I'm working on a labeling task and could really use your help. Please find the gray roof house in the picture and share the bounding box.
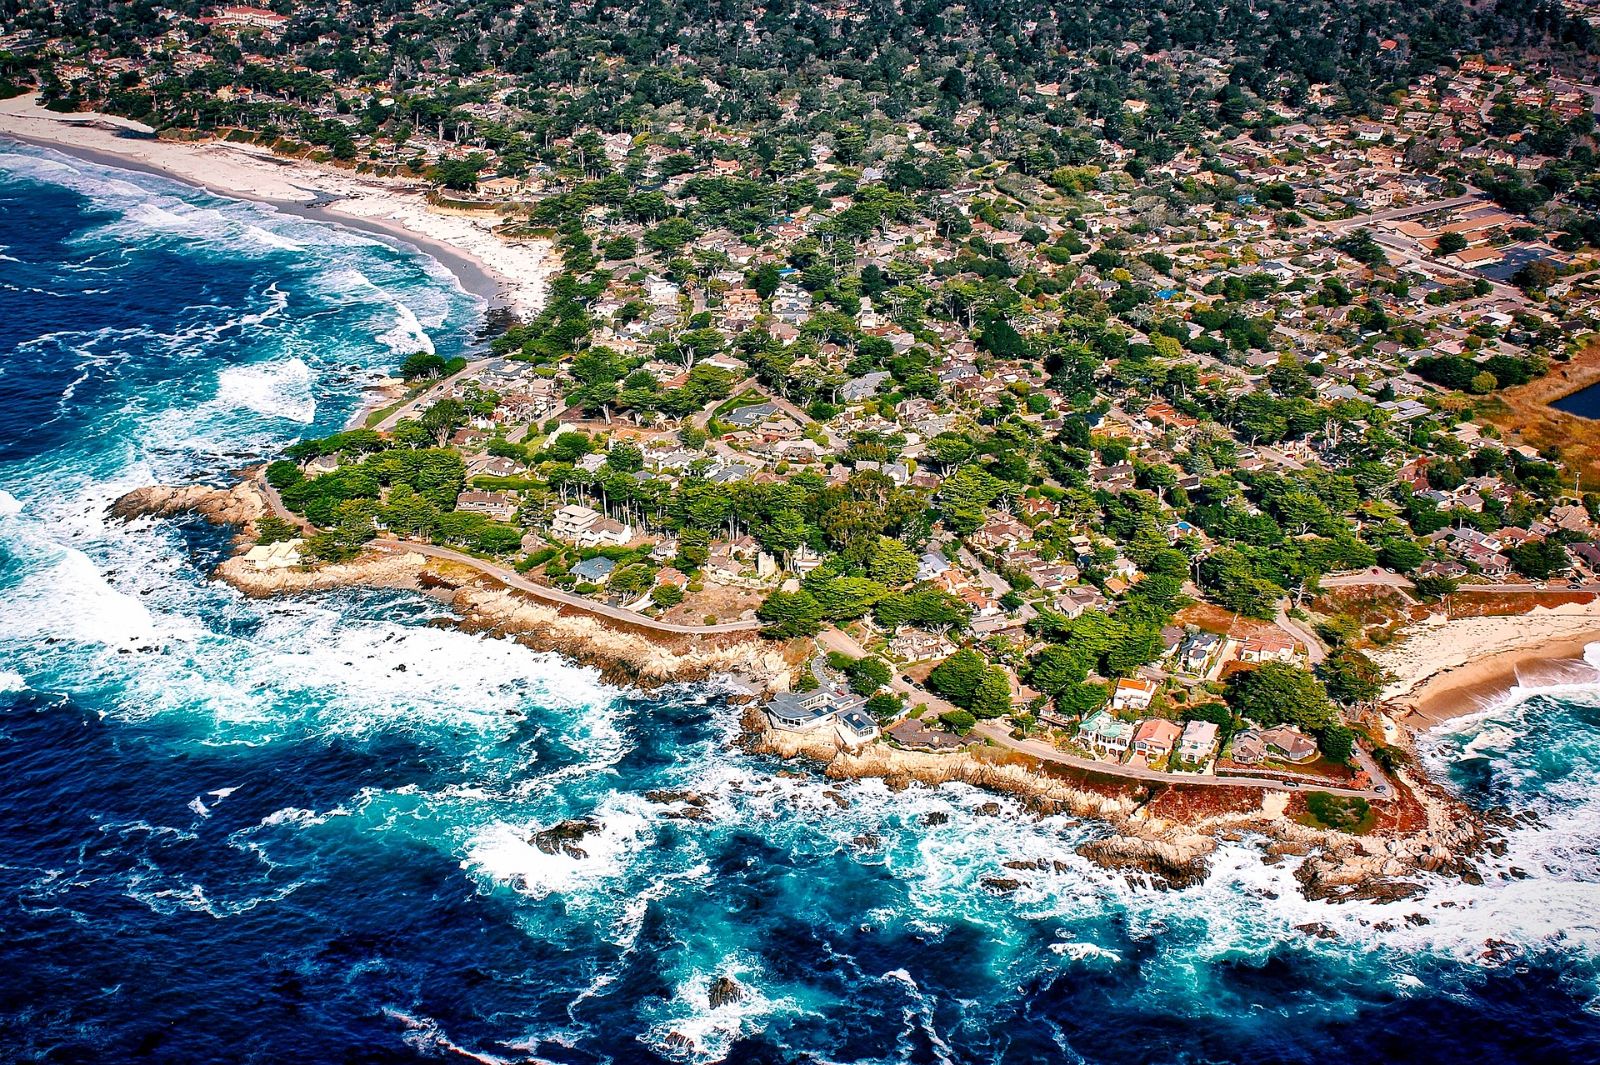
[570,557,616,584]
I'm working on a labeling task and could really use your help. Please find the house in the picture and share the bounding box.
[766,689,836,731]
[569,556,616,585]
[1110,677,1158,712]
[1179,632,1222,674]
[1178,719,1219,762]
[1231,727,1267,764]
[917,550,952,582]
[1261,725,1318,763]
[1132,718,1182,760]
[1076,710,1134,758]
[835,707,882,747]
[551,503,602,541]
[243,538,302,571]
[1237,630,1298,664]
[551,503,632,546]
[456,490,518,522]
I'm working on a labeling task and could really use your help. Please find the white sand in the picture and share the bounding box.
[0,95,552,316]
[1373,602,1600,703]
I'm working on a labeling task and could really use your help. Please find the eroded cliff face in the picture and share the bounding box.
[751,715,1492,902]
[448,587,790,689]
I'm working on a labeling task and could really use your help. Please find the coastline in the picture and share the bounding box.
[1374,607,1600,728]
[0,94,553,318]
[111,477,1498,900]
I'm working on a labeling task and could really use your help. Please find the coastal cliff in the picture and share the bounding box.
[750,711,1491,901]
[112,482,789,690]
[114,480,1493,902]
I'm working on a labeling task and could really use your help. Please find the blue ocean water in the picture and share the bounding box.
[1,140,1598,1064]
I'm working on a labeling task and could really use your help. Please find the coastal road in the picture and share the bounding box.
[368,538,764,635]
[817,628,1380,799]
[972,720,1382,799]
[372,356,496,433]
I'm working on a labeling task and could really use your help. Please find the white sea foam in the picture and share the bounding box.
[464,795,653,901]
[214,357,317,423]
[382,1008,515,1065]
[244,224,304,251]
[0,670,28,693]
[375,301,435,355]
[0,490,21,517]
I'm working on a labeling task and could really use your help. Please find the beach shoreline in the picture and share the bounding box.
[1374,607,1600,728]
[0,94,553,318]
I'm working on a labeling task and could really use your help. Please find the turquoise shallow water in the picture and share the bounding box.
[1,140,1598,1063]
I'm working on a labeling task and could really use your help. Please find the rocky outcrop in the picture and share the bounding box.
[215,549,427,595]
[751,714,1139,823]
[707,976,743,1009]
[450,586,786,689]
[1076,834,1216,891]
[530,818,599,859]
[110,481,267,529]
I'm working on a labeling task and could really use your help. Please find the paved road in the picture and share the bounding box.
[369,538,765,634]
[1275,606,1326,665]
[1316,194,1485,234]
[972,720,1382,799]
[373,357,495,432]
[1321,567,1600,597]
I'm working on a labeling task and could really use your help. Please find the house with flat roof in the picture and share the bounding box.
[766,689,836,731]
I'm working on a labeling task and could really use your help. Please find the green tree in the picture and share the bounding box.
[927,648,988,706]
[1224,661,1337,731]
[756,589,825,638]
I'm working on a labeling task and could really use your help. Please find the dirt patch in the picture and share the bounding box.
[1481,335,1600,487]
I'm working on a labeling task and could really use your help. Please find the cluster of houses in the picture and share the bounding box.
[1074,707,1318,773]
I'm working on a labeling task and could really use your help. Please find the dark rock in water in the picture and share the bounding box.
[923,811,949,827]
[708,976,743,1009]
[664,1031,694,1053]
[663,807,711,822]
[645,789,709,808]
[822,789,850,809]
[1295,922,1338,941]
[981,876,1022,894]
[1404,913,1431,927]
[976,802,1002,816]
[1053,860,1072,874]
[530,818,599,858]
[852,832,882,850]
[1508,866,1531,880]
[1003,859,1044,872]
[1461,868,1484,886]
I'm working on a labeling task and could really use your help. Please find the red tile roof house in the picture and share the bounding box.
[1132,718,1182,760]
[1110,676,1158,712]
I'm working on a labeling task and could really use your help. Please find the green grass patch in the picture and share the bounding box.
[1301,791,1374,834]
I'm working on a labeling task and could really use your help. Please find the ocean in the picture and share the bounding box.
[1,139,1597,1064]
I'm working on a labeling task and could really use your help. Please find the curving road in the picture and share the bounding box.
[973,720,1383,799]
[368,537,764,635]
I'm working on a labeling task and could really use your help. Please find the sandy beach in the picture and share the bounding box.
[0,94,553,318]
[1374,604,1600,727]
